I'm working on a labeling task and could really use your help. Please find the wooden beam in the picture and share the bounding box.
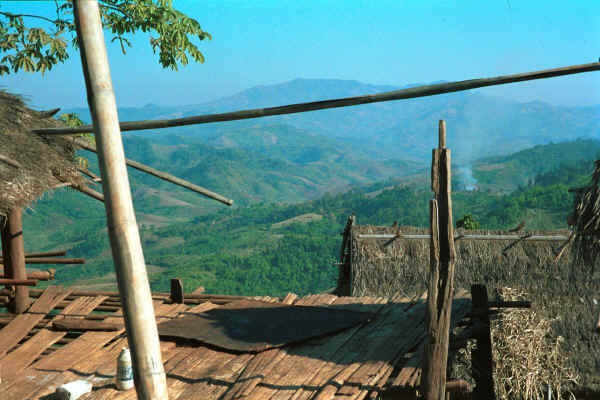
[73,138,233,206]
[32,61,600,136]
[471,284,496,399]
[72,2,168,398]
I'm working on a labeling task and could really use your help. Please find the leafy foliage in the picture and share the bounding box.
[456,214,480,230]
[0,0,210,75]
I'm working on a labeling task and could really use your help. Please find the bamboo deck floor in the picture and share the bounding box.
[0,286,471,400]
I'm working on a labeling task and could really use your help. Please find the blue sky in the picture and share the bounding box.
[2,0,599,108]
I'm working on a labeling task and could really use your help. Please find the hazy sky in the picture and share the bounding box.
[2,0,600,108]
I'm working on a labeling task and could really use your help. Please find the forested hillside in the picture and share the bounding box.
[23,138,598,296]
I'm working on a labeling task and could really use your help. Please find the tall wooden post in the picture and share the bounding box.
[72,2,167,399]
[422,120,457,400]
[1,210,29,313]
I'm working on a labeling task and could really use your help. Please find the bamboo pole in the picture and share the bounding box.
[0,258,84,265]
[32,62,600,136]
[0,279,37,286]
[73,138,233,205]
[0,269,55,280]
[72,2,167,399]
[357,233,568,241]
[26,250,68,258]
[422,120,457,400]
[71,183,105,202]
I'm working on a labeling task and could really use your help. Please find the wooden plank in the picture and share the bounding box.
[24,302,183,399]
[291,296,414,400]
[284,296,390,400]
[0,296,107,379]
[332,303,431,399]
[242,295,341,400]
[219,293,334,400]
[33,330,120,371]
[176,353,255,400]
[282,293,298,305]
[0,286,71,357]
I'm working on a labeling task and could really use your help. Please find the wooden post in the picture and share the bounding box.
[422,120,457,400]
[338,214,355,296]
[72,1,167,399]
[471,284,496,399]
[1,210,29,313]
[170,278,184,304]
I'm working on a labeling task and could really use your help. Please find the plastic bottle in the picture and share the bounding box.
[116,347,134,390]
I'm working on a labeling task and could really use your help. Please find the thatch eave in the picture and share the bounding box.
[0,90,85,217]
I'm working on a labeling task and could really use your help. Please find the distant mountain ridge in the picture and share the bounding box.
[63,78,600,163]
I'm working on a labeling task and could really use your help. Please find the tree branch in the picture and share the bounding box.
[0,12,57,25]
[98,2,132,18]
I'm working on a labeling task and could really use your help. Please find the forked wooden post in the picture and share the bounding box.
[422,120,457,400]
[72,1,167,399]
[1,209,29,313]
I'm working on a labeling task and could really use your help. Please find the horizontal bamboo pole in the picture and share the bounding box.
[72,183,104,202]
[0,250,68,258]
[1,258,84,265]
[0,269,55,280]
[31,61,600,135]
[53,319,123,331]
[27,250,68,257]
[73,139,233,206]
[358,234,569,241]
[0,279,37,286]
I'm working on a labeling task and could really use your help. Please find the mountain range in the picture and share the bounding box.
[64,78,600,164]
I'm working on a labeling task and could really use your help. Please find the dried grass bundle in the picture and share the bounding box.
[570,161,600,270]
[491,287,579,400]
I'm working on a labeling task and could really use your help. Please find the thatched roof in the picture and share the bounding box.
[569,161,600,268]
[0,90,84,217]
[346,225,571,298]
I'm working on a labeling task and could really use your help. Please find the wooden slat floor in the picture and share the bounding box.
[0,287,471,400]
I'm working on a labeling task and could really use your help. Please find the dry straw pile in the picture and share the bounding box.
[451,287,579,400]
[490,287,578,400]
